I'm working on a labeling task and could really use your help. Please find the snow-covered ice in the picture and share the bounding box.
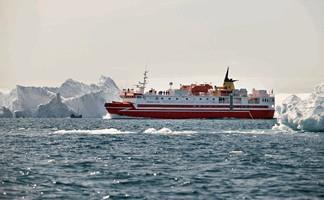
[36,93,75,118]
[0,76,120,118]
[276,83,324,132]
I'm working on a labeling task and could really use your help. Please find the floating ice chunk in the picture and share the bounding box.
[229,150,243,154]
[271,124,296,133]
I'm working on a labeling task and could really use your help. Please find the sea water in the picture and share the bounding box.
[0,118,323,199]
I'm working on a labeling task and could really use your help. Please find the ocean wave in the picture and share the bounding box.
[52,128,133,135]
[143,127,197,135]
[222,129,290,135]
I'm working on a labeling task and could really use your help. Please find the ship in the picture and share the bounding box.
[105,68,275,119]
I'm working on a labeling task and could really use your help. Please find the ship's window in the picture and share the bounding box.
[186,98,189,100]
[206,98,209,100]
[168,97,171,100]
[212,98,215,101]
[161,97,164,100]
[199,98,202,100]
[155,97,159,100]
[176,98,178,100]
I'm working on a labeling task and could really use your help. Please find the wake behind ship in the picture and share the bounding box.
[105,68,275,119]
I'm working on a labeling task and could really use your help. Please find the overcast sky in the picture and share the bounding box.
[0,0,323,93]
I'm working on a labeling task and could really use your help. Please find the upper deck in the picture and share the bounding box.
[119,68,275,109]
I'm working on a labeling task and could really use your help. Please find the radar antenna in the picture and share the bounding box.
[137,70,148,94]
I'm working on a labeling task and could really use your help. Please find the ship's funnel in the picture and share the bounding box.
[224,67,237,83]
[223,67,237,91]
[224,67,230,82]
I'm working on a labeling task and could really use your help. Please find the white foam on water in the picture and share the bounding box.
[143,127,197,135]
[218,128,295,135]
[52,128,133,135]
[222,129,281,135]
[102,113,111,119]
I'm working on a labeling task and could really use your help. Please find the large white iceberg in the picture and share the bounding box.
[63,76,120,118]
[276,83,324,132]
[13,86,56,113]
[0,76,120,118]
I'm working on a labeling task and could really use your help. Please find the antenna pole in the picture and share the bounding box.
[138,70,148,94]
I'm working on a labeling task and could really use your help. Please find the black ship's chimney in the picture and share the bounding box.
[224,67,230,82]
[224,67,237,83]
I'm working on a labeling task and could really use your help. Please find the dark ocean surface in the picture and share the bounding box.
[0,118,323,199]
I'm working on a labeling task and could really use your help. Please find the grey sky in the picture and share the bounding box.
[0,0,323,93]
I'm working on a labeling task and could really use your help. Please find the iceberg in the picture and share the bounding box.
[0,75,120,118]
[0,89,18,111]
[57,79,94,98]
[276,83,324,132]
[64,91,107,118]
[36,93,75,118]
[13,85,56,113]
[64,76,120,118]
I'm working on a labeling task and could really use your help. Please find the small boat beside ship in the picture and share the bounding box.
[70,113,82,118]
[105,68,275,119]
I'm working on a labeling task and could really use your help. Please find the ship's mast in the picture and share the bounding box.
[138,70,148,94]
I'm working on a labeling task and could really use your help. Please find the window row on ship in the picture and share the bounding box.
[136,95,273,104]
[136,104,269,108]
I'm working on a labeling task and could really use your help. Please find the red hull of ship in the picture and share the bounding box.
[105,102,275,119]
